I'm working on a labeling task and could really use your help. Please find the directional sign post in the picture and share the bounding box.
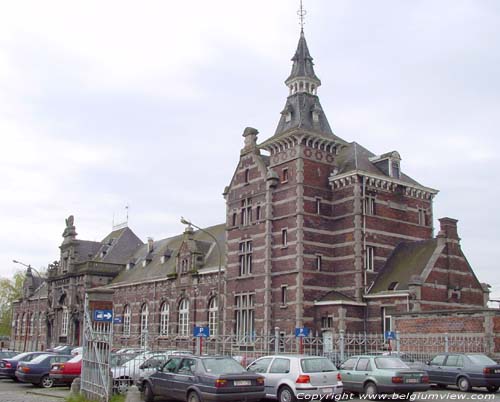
[193,326,210,355]
[295,327,310,354]
[385,331,396,353]
[93,309,113,322]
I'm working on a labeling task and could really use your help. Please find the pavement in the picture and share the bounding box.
[0,378,70,402]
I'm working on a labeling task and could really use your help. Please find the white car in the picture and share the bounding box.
[247,355,343,402]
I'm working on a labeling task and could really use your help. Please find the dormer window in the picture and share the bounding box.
[391,161,400,179]
[180,258,190,274]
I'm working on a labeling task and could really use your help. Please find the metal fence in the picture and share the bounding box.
[107,329,490,394]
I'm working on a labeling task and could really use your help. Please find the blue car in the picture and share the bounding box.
[0,351,51,381]
[15,353,72,388]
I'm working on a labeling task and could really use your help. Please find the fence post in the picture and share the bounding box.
[444,333,449,353]
[339,330,345,362]
[274,327,280,355]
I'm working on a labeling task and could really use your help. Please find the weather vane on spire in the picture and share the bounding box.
[298,0,307,31]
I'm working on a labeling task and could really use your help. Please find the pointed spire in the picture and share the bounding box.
[285,30,321,94]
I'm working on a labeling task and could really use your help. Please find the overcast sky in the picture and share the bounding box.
[0,0,499,300]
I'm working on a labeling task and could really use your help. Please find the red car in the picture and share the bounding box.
[49,354,82,385]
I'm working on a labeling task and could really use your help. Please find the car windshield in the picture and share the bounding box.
[12,352,31,361]
[29,354,50,364]
[67,354,83,363]
[375,357,409,369]
[301,358,336,373]
[111,353,138,367]
[203,358,246,374]
[467,354,496,366]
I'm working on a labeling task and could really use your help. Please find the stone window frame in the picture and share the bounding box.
[140,303,149,336]
[321,315,334,329]
[280,285,288,307]
[61,307,69,337]
[363,195,376,216]
[281,168,289,183]
[29,313,35,336]
[238,240,253,276]
[316,254,323,271]
[159,302,169,336]
[208,297,218,336]
[315,197,322,215]
[123,305,131,336]
[365,246,375,272]
[281,228,288,248]
[178,298,190,337]
[235,293,255,343]
[382,307,393,334]
[241,198,252,226]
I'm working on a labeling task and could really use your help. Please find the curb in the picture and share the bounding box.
[25,390,67,399]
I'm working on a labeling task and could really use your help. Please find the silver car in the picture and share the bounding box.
[247,355,343,402]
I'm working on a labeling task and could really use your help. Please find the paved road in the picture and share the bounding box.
[0,378,70,402]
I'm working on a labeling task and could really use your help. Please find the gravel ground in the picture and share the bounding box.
[0,378,70,402]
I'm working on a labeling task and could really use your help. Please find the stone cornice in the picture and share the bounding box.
[329,170,438,200]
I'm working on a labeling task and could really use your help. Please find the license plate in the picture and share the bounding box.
[234,380,251,386]
[321,387,333,394]
[405,378,418,383]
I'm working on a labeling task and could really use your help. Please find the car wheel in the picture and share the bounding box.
[116,377,130,394]
[457,376,471,392]
[143,382,155,402]
[278,385,297,402]
[363,382,378,400]
[40,375,54,388]
[188,391,202,402]
[487,386,499,393]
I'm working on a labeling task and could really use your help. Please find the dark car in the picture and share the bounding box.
[141,355,265,402]
[47,345,75,355]
[16,353,72,388]
[0,352,51,380]
[425,353,500,393]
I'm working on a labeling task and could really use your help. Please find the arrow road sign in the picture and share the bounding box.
[385,331,396,340]
[193,326,210,337]
[94,309,113,322]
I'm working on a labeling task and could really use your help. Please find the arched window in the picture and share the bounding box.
[29,313,35,336]
[38,313,43,337]
[16,315,21,336]
[140,304,149,335]
[178,299,190,337]
[21,313,27,336]
[160,303,169,336]
[208,297,218,336]
[123,305,131,336]
[61,307,69,336]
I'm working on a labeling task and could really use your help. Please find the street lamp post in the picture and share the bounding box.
[180,217,223,353]
[13,260,43,351]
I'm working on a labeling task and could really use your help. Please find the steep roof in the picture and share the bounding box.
[286,30,320,85]
[369,239,438,294]
[110,223,225,286]
[93,226,144,264]
[334,142,423,187]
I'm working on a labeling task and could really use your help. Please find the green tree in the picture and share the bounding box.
[0,271,25,336]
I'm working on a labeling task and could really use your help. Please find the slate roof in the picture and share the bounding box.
[73,240,101,263]
[29,281,48,300]
[286,30,320,84]
[318,290,356,303]
[93,227,144,265]
[334,142,423,187]
[111,223,226,286]
[369,239,438,294]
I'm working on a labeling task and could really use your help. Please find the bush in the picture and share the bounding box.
[66,393,125,402]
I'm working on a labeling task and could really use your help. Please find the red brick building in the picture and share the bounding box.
[11,30,495,350]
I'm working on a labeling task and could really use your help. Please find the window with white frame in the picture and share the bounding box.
[241,198,252,226]
[235,293,255,342]
[364,195,376,216]
[239,240,252,276]
[178,299,190,337]
[391,162,400,179]
[282,168,289,183]
[208,297,218,336]
[365,246,375,272]
[255,205,261,221]
[282,229,288,247]
[29,314,35,336]
[316,255,323,271]
[160,302,169,336]
[38,314,43,337]
[61,307,69,336]
[21,313,26,336]
[123,305,131,336]
[382,308,393,333]
[316,198,322,215]
[140,304,149,336]
[280,285,288,306]
[321,316,333,329]
[418,208,426,226]
[16,315,21,336]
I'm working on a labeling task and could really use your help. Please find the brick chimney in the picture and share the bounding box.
[437,217,460,242]
[147,237,154,253]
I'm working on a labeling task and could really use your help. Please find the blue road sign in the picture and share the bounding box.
[113,317,123,324]
[193,326,210,337]
[385,331,396,340]
[94,309,113,322]
[295,327,310,337]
